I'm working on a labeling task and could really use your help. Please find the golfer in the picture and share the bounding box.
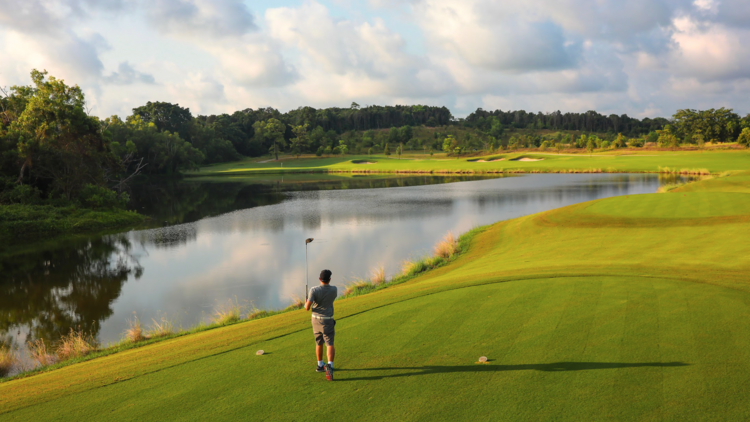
[305,269,337,381]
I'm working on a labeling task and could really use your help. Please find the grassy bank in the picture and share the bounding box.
[189,150,750,177]
[0,204,145,243]
[1,172,750,420]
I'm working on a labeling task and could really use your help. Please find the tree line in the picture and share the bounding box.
[2,70,749,209]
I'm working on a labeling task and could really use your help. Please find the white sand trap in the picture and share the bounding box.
[476,158,505,162]
[354,161,376,164]
[517,158,543,161]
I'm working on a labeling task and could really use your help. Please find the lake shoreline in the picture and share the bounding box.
[0,204,146,246]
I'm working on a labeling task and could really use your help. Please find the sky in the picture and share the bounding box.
[1,0,750,119]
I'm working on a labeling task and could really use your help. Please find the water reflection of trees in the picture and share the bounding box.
[128,175,503,227]
[0,235,142,349]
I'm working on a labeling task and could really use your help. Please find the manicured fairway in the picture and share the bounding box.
[2,172,750,421]
[191,150,750,176]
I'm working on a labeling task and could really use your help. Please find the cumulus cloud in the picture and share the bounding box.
[414,1,579,72]
[2,30,104,81]
[166,73,226,112]
[669,17,750,82]
[144,0,256,38]
[3,0,750,118]
[104,62,156,85]
[264,1,455,100]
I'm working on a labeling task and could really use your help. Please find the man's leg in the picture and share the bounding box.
[316,344,324,361]
[327,345,335,363]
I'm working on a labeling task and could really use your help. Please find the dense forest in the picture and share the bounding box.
[2,70,750,210]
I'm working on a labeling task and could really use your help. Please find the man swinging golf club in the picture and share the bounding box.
[305,269,337,381]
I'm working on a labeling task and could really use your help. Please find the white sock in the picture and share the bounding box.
[318,361,324,367]
[328,361,333,368]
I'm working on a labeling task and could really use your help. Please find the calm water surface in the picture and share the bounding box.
[1,173,683,360]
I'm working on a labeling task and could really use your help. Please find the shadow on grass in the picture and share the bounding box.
[337,362,689,381]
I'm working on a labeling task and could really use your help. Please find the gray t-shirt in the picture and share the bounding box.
[309,284,337,318]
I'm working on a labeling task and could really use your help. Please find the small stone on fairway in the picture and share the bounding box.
[478,356,488,363]
[256,350,265,355]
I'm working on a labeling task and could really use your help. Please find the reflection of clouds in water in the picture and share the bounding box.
[79,174,665,347]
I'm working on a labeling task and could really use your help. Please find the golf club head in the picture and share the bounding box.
[306,238,314,244]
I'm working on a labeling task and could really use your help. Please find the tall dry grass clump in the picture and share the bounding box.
[401,259,418,276]
[434,232,457,259]
[342,279,370,297]
[27,339,55,367]
[285,296,305,311]
[0,345,18,377]
[213,297,244,325]
[371,264,386,285]
[56,328,98,362]
[147,315,175,338]
[124,313,145,343]
[401,259,427,277]
[247,307,269,320]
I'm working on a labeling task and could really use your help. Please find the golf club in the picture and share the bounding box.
[305,238,314,300]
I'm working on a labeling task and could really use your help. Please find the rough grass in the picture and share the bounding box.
[26,340,54,368]
[124,314,145,343]
[55,329,98,362]
[147,316,175,339]
[0,346,17,378]
[2,172,750,420]
[213,298,244,325]
[285,297,305,312]
[370,264,386,285]
[433,232,457,258]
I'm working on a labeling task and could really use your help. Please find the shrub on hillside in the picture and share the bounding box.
[0,183,43,205]
[628,138,644,147]
[78,184,129,210]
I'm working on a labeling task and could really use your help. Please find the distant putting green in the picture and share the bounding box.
[2,172,750,420]
[190,150,750,176]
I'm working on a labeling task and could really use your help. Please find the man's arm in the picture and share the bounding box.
[305,288,314,311]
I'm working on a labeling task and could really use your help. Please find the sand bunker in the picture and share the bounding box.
[511,157,544,161]
[476,158,505,162]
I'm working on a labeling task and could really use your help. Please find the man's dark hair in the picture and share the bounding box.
[320,269,332,283]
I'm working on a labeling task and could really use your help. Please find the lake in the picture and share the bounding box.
[0,173,686,359]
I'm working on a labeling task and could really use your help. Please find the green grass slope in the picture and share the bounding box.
[191,150,750,176]
[2,173,750,421]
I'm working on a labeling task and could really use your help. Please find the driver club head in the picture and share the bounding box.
[305,238,314,244]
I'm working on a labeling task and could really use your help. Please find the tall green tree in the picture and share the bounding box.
[117,115,204,174]
[253,118,287,160]
[399,126,413,143]
[132,101,193,142]
[388,127,400,144]
[290,124,309,158]
[614,133,625,148]
[4,70,117,199]
[337,140,348,155]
